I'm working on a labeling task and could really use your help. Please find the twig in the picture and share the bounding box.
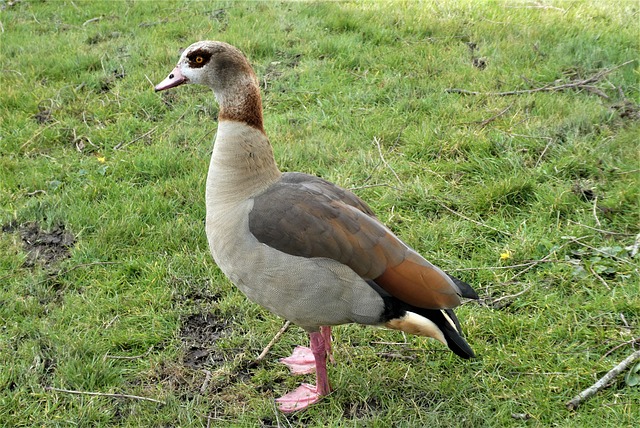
[507,1,566,12]
[567,220,635,237]
[435,201,511,236]
[20,120,61,149]
[588,266,610,290]
[373,136,403,185]
[377,352,417,360]
[82,16,103,26]
[144,74,155,87]
[602,338,640,359]
[104,314,120,329]
[45,386,166,405]
[104,346,153,361]
[566,350,640,411]
[114,126,158,150]
[592,196,602,227]
[248,320,291,368]
[371,341,410,346]
[509,240,573,281]
[349,183,403,192]
[534,138,554,167]
[507,132,553,142]
[445,60,634,97]
[451,259,561,272]
[200,369,212,394]
[485,285,532,308]
[568,236,634,265]
[461,103,513,129]
[620,313,631,329]
[630,233,640,258]
[35,261,120,286]
[1,69,24,76]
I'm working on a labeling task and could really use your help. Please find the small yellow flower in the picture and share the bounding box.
[500,250,512,260]
[96,156,106,164]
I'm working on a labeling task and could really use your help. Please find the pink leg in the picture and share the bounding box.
[276,330,332,412]
[321,326,335,364]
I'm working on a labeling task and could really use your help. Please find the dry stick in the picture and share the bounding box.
[248,320,291,368]
[35,261,121,286]
[459,103,513,129]
[371,341,410,346]
[620,313,631,329]
[46,386,226,424]
[630,232,640,258]
[479,103,513,129]
[509,240,574,281]
[349,183,403,192]
[602,338,640,359]
[445,60,634,97]
[588,266,611,290]
[45,386,166,405]
[116,109,189,151]
[114,126,158,150]
[82,17,102,26]
[200,369,212,394]
[104,314,120,329]
[534,138,554,167]
[436,201,512,236]
[377,352,417,360]
[592,196,602,227]
[373,136,403,185]
[566,220,635,236]
[570,236,634,265]
[487,285,532,306]
[566,350,640,411]
[20,120,61,150]
[451,259,561,272]
[104,346,153,361]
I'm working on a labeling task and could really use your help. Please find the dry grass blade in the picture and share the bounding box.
[45,387,166,405]
[445,60,634,96]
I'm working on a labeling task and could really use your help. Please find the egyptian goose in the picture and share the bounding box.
[155,41,478,412]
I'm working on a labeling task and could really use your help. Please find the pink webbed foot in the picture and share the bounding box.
[279,346,315,374]
[275,383,323,413]
[276,329,333,412]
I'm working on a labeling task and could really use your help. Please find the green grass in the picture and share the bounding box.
[1,0,639,426]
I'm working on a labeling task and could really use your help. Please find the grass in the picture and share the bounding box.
[1,0,638,426]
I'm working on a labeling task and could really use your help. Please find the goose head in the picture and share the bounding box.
[155,41,264,130]
[155,41,257,92]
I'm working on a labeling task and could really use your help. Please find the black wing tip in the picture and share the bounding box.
[447,335,476,359]
[440,309,476,359]
[447,274,480,300]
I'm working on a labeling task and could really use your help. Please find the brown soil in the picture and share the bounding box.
[2,221,75,267]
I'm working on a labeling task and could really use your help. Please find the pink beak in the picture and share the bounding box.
[154,66,188,92]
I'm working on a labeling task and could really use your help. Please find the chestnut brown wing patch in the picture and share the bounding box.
[248,173,465,309]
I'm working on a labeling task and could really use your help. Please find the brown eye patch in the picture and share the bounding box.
[187,49,212,68]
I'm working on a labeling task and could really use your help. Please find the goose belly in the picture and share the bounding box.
[205,200,385,330]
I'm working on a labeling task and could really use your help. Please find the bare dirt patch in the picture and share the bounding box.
[611,99,640,121]
[170,276,221,310]
[2,221,75,267]
[179,312,230,369]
